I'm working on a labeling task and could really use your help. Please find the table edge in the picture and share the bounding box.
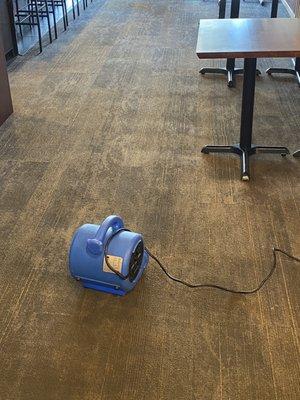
[196,50,300,59]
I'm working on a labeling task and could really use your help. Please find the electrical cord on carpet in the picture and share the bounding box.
[145,247,300,295]
[104,229,300,295]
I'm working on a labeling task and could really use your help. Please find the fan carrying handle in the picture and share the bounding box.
[86,215,124,255]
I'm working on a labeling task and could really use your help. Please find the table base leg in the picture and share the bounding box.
[201,144,290,181]
[293,150,300,157]
[200,67,261,88]
[266,60,300,87]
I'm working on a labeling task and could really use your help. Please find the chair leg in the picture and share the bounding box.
[34,0,43,53]
[27,0,33,28]
[76,0,80,16]
[44,0,52,43]
[18,22,23,37]
[15,0,23,37]
[71,0,76,19]
[61,0,67,30]
[63,0,69,26]
[51,0,58,39]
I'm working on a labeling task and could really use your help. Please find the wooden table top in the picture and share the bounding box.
[196,18,300,59]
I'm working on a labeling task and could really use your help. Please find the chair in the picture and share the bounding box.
[36,0,58,40]
[51,0,68,30]
[15,0,52,53]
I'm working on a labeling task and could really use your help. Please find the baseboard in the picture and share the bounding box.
[281,0,296,17]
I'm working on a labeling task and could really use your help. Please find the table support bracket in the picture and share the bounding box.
[200,63,260,88]
[266,58,300,87]
[201,144,289,181]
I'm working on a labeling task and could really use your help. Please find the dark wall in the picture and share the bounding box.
[0,34,13,126]
[0,0,17,58]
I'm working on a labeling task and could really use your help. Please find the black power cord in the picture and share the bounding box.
[104,229,300,295]
[146,247,300,294]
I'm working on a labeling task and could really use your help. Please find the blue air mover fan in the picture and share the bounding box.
[69,215,149,295]
[69,216,300,296]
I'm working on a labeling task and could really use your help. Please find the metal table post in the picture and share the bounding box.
[202,58,289,180]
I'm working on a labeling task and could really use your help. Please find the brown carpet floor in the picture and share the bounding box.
[0,0,300,399]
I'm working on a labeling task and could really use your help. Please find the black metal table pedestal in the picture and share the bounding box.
[201,58,290,181]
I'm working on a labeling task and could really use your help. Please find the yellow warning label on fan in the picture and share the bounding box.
[103,255,123,274]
